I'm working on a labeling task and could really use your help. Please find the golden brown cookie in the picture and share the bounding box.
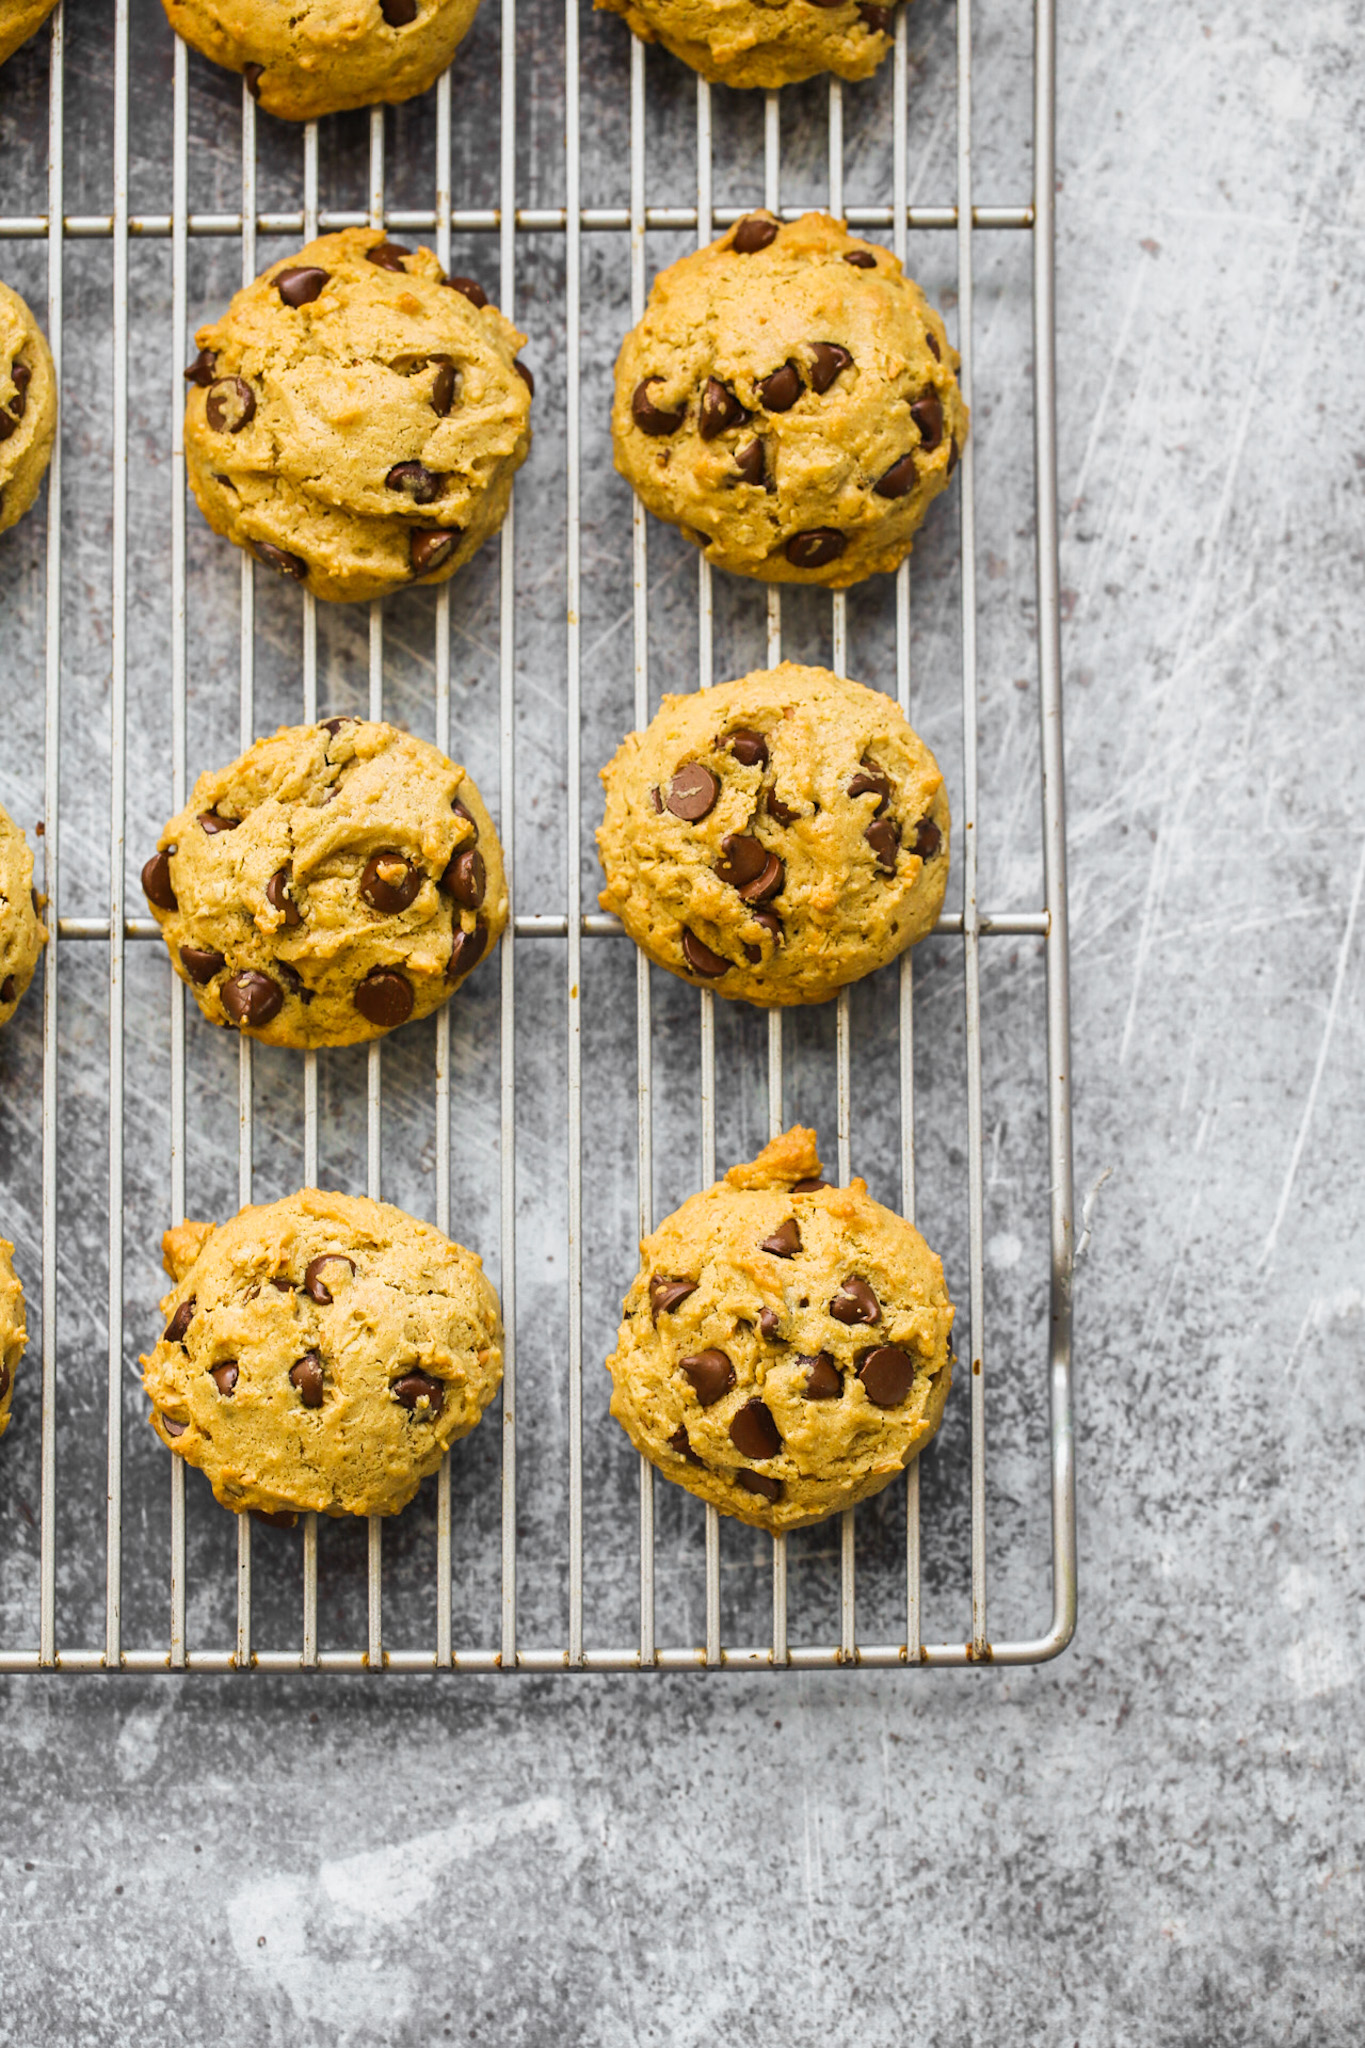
[607,1128,954,1533]
[612,210,966,588]
[160,0,482,122]
[184,228,532,605]
[0,800,48,1029]
[140,717,506,1050]
[598,662,948,1006]
[0,279,57,537]
[142,1189,504,1519]
[596,0,898,90]
[0,1238,25,1444]
[0,0,58,68]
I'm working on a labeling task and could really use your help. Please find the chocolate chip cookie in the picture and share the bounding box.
[140,717,505,1049]
[184,228,532,605]
[0,0,58,67]
[0,800,48,1029]
[597,661,948,1006]
[0,1238,25,1445]
[607,1127,954,1533]
[142,1189,504,1519]
[160,0,483,123]
[596,0,898,90]
[612,210,966,588]
[0,279,57,537]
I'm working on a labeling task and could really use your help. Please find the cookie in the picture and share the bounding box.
[0,0,58,67]
[142,1189,504,1519]
[160,0,483,123]
[0,800,48,1029]
[0,1239,25,1444]
[606,1127,954,1533]
[612,210,966,588]
[596,0,897,90]
[184,228,532,605]
[598,661,948,1006]
[140,717,506,1050]
[0,280,58,537]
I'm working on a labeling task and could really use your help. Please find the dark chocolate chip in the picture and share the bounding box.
[760,1219,801,1258]
[183,348,218,387]
[830,1276,881,1325]
[865,816,901,873]
[290,1351,325,1408]
[0,1361,8,1399]
[442,274,487,307]
[303,1255,353,1304]
[858,3,893,31]
[680,1349,735,1407]
[948,437,960,475]
[252,541,308,581]
[366,241,412,272]
[269,1277,292,1293]
[450,796,477,837]
[733,438,765,486]
[681,930,728,978]
[430,358,457,416]
[141,849,177,911]
[392,1370,445,1417]
[802,1353,843,1400]
[736,1469,781,1503]
[758,361,802,413]
[197,810,238,836]
[354,967,414,1029]
[386,461,446,505]
[727,728,769,768]
[792,1177,830,1193]
[206,376,255,434]
[752,907,782,947]
[222,970,283,1028]
[785,528,846,569]
[242,63,263,99]
[858,1345,915,1406]
[874,452,917,500]
[764,789,799,827]
[757,1310,783,1347]
[360,851,421,914]
[911,390,944,452]
[665,763,720,821]
[737,852,783,904]
[631,378,685,436]
[411,528,460,577]
[321,717,355,736]
[649,786,663,814]
[275,266,329,308]
[164,1299,195,1344]
[699,377,747,441]
[912,817,942,859]
[161,1415,188,1437]
[650,1275,697,1320]
[732,215,778,254]
[847,758,892,813]
[514,360,535,396]
[0,976,14,1003]
[266,865,302,926]
[668,1424,704,1467]
[180,945,226,985]
[729,1397,782,1460]
[809,343,852,395]
[441,847,485,910]
[926,330,942,361]
[716,833,768,889]
[209,1361,239,1396]
[447,920,487,980]
[843,249,877,268]
[276,961,312,1002]
[252,1509,297,1529]
[381,0,418,22]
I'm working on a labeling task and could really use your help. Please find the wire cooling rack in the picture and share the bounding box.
[0,0,1073,1672]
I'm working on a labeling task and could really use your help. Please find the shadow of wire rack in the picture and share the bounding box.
[0,0,1073,1674]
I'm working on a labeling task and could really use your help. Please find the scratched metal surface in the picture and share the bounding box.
[0,0,1360,2039]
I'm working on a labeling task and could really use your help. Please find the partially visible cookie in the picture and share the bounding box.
[0,0,58,67]
[0,280,57,537]
[0,800,48,1029]
[598,662,949,1006]
[612,211,967,588]
[0,1238,25,1443]
[184,228,532,604]
[596,0,899,90]
[140,717,506,1050]
[142,1189,504,1519]
[606,1128,954,1533]
[160,0,483,122]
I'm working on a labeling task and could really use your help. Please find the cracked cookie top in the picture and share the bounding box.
[595,0,899,91]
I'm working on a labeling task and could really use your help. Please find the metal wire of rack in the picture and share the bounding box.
[0,0,1074,1673]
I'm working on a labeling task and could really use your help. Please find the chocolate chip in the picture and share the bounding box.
[354,967,414,1029]
[360,851,421,914]
[736,1469,781,1503]
[665,763,720,821]
[164,1298,195,1344]
[752,908,782,948]
[441,847,485,910]
[381,0,418,22]
[430,358,457,416]
[874,452,917,500]
[738,853,783,904]
[180,945,226,985]
[411,528,460,577]
[161,1415,188,1438]
[948,437,960,475]
[290,1351,325,1407]
[785,529,845,569]
[727,729,768,768]
[631,378,685,436]
[276,961,312,1002]
[275,266,329,308]
[649,786,662,814]
[668,1424,704,1467]
[252,1509,297,1529]
[221,970,283,1028]
[321,716,355,736]
[911,390,944,452]
[303,1255,353,1304]
[442,274,487,307]
[447,921,487,980]
[858,2,893,30]
[252,540,308,581]
[809,343,852,395]
[732,214,778,254]
[830,1276,880,1325]
[209,1361,239,1396]
[650,1275,697,1320]
[733,438,765,486]
[802,1353,843,1400]
[680,1349,735,1407]
[0,1362,8,1399]
[450,796,477,837]
[764,789,799,827]
[760,1219,801,1258]
[183,347,218,387]
[729,1398,782,1460]
[242,62,263,99]
[847,758,892,813]
[10,361,29,415]
[514,360,535,396]
[912,817,942,859]
[141,849,177,911]
[197,810,238,836]
[926,330,942,361]
[682,930,728,978]
[269,1277,292,1293]
[855,1345,914,1406]
[386,461,446,505]
[758,1308,782,1342]
[843,249,877,268]
[266,865,302,926]
[0,976,14,1004]
[758,361,802,413]
[865,817,901,873]
[699,377,746,441]
[792,1177,829,1193]
[716,833,767,889]
[392,1370,445,1417]
[205,376,255,434]
[367,241,412,272]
